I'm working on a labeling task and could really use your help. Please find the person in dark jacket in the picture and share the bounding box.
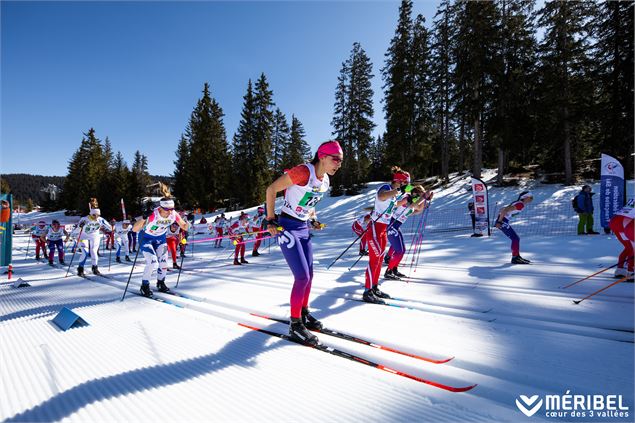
[576,185,599,235]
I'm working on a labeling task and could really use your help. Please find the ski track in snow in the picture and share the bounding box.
[2,176,633,422]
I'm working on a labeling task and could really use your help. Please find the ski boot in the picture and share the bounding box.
[140,283,153,298]
[362,289,385,304]
[384,268,400,280]
[240,258,249,264]
[393,267,406,278]
[92,265,102,275]
[173,262,181,270]
[234,258,241,265]
[59,259,65,265]
[48,259,54,266]
[156,279,170,293]
[77,266,85,277]
[116,256,121,263]
[35,254,40,260]
[373,285,391,299]
[125,255,132,262]
[252,251,260,257]
[511,256,530,264]
[614,267,628,278]
[289,318,319,346]
[301,307,323,331]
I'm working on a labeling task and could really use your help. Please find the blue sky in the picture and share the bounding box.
[2,1,439,176]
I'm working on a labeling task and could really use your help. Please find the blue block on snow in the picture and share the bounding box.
[52,307,89,331]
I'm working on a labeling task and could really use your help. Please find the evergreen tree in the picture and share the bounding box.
[271,108,291,176]
[491,0,537,184]
[232,80,258,207]
[252,73,275,204]
[430,0,455,180]
[536,0,596,184]
[129,150,150,215]
[284,115,311,170]
[331,42,375,190]
[187,83,231,210]
[172,134,192,207]
[594,1,634,179]
[0,177,10,194]
[411,14,435,177]
[111,152,130,218]
[382,0,416,168]
[451,1,501,178]
[60,128,108,214]
[368,134,387,181]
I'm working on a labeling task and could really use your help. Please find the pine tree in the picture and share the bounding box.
[129,150,151,214]
[411,14,435,177]
[451,1,501,179]
[232,80,258,207]
[252,73,275,205]
[491,0,537,184]
[284,115,311,170]
[332,42,375,190]
[271,108,291,176]
[382,0,416,168]
[0,177,10,194]
[430,0,454,180]
[594,1,634,179]
[536,0,596,184]
[111,152,130,218]
[172,134,192,207]
[60,128,108,214]
[187,83,231,210]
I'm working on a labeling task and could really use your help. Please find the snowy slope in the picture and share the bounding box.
[1,175,633,422]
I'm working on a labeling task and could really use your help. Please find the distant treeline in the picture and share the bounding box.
[0,172,172,212]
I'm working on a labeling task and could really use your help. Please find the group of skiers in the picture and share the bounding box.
[22,138,633,346]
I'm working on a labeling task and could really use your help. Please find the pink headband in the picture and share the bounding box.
[317,141,343,159]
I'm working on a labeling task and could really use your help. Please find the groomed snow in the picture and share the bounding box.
[1,174,633,422]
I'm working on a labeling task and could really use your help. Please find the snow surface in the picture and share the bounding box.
[1,174,634,422]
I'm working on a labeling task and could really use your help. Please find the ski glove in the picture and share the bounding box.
[400,184,414,194]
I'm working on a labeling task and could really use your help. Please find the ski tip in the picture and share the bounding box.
[250,312,270,320]
[572,300,582,305]
[452,383,478,393]
[238,322,259,331]
[434,356,455,364]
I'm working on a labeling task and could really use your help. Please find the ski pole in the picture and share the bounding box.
[327,192,410,270]
[65,226,84,277]
[412,202,433,273]
[121,232,143,301]
[233,235,275,246]
[108,234,112,271]
[560,259,631,289]
[24,235,31,260]
[175,238,187,288]
[572,275,631,304]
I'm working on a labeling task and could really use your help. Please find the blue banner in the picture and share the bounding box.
[0,194,13,267]
[600,154,625,229]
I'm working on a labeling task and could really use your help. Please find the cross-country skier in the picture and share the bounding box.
[166,222,183,269]
[105,218,116,250]
[251,206,266,256]
[46,220,68,265]
[31,220,48,260]
[609,198,634,281]
[352,207,373,256]
[132,189,189,297]
[228,214,250,265]
[363,167,411,303]
[75,198,113,276]
[385,186,431,280]
[265,140,342,346]
[114,220,132,263]
[213,213,228,248]
[495,191,534,264]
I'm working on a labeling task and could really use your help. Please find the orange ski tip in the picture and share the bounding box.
[250,313,269,319]
[238,323,259,331]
